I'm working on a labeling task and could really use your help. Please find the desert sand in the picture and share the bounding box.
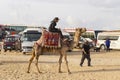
[0,50,120,80]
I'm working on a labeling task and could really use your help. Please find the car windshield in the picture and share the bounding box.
[22,33,41,41]
[4,37,16,42]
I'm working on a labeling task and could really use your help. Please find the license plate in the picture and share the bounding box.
[7,47,11,49]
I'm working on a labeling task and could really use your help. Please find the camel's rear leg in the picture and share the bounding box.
[64,54,71,74]
[58,54,63,73]
[35,54,41,73]
[27,49,35,73]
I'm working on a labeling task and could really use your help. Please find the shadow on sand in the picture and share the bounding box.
[2,61,58,64]
[72,68,120,74]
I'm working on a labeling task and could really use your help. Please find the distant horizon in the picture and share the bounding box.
[1,23,120,31]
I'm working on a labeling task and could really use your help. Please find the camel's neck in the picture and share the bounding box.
[73,31,84,48]
[73,33,82,43]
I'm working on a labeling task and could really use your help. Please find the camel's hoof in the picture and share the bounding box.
[68,72,71,74]
[58,71,63,73]
[38,71,42,74]
[27,71,30,73]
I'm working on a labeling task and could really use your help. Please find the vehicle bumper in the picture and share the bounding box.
[22,47,33,53]
[4,46,15,50]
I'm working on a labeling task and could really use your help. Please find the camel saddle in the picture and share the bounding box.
[42,31,61,48]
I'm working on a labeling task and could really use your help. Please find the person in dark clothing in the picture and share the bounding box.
[80,41,91,67]
[105,38,111,52]
[48,17,64,39]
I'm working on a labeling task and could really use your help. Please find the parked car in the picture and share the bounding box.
[3,35,21,52]
[78,36,95,49]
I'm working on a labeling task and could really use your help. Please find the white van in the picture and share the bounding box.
[21,28,42,54]
[96,32,120,50]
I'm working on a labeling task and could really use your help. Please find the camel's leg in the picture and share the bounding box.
[27,48,35,73]
[64,54,71,74]
[35,54,41,73]
[35,47,42,73]
[58,52,63,73]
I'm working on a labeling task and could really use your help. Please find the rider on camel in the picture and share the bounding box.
[36,17,64,47]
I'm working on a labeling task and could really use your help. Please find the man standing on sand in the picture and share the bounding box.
[105,38,111,52]
[80,41,91,67]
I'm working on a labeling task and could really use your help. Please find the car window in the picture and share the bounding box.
[22,33,41,41]
[5,37,15,42]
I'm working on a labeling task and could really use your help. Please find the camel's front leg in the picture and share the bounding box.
[27,48,35,73]
[58,54,63,73]
[35,54,41,73]
[64,54,71,74]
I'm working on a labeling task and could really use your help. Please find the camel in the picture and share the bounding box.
[27,28,86,74]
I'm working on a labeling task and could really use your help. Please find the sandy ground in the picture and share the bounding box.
[0,50,120,80]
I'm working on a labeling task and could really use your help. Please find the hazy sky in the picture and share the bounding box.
[0,0,120,30]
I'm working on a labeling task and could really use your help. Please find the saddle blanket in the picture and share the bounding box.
[42,31,61,48]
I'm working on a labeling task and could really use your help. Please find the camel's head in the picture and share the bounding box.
[75,28,86,36]
[73,28,86,48]
[81,28,86,33]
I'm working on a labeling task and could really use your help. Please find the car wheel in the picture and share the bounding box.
[23,52,26,55]
[100,44,105,50]
[9,49,12,52]
[4,49,7,52]
[19,49,22,52]
[67,50,72,52]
